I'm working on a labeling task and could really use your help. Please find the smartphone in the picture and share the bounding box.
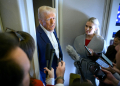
[89,65,106,81]
[96,58,109,68]
[101,53,113,67]
[84,45,92,55]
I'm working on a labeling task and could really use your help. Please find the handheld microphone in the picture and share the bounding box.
[66,45,80,61]
[48,49,55,70]
[74,61,87,82]
[45,43,50,78]
[59,56,62,62]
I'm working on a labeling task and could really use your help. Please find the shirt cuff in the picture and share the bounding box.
[55,83,64,86]
[46,78,54,85]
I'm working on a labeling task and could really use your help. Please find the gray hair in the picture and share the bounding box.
[87,17,100,35]
[38,6,56,20]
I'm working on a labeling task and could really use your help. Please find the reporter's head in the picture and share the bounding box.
[115,43,120,52]
[113,30,120,46]
[7,30,35,61]
[115,43,120,69]
[0,33,30,86]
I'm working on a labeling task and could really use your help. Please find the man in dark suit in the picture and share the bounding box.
[36,6,63,84]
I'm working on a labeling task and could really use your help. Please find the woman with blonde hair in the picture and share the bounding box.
[73,17,106,85]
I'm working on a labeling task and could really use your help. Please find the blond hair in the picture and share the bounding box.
[38,6,56,20]
[87,17,100,35]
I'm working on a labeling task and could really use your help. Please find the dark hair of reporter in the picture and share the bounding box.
[9,31,35,61]
[8,31,36,86]
[115,30,120,38]
[0,59,23,86]
[0,32,23,86]
[0,32,19,59]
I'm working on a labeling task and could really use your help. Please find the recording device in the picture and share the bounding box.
[59,56,62,62]
[84,45,113,68]
[74,61,87,82]
[89,65,106,81]
[66,45,80,61]
[48,49,55,70]
[45,43,51,78]
[84,45,92,55]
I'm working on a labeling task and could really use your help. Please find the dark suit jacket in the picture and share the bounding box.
[36,25,63,84]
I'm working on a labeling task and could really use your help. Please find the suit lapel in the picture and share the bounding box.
[38,26,62,58]
[38,26,53,49]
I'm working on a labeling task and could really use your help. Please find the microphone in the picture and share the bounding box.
[45,43,51,78]
[66,45,80,61]
[74,61,87,82]
[59,56,62,62]
[48,49,55,70]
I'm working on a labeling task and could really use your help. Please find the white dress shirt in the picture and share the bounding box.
[40,24,59,59]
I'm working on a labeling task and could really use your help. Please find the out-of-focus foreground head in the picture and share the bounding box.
[0,32,30,86]
[8,30,35,61]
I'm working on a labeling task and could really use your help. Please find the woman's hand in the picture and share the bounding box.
[89,48,94,56]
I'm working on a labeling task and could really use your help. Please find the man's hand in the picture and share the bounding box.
[56,61,65,84]
[56,61,65,77]
[112,63,120,74]
[95,68,119,86]
[44,67,54,78]
[101,63,120,74]
[101,65,116,74]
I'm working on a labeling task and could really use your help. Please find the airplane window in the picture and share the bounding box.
[116,4,120,26]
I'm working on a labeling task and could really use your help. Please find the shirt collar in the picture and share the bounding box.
[40,24,54,35]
